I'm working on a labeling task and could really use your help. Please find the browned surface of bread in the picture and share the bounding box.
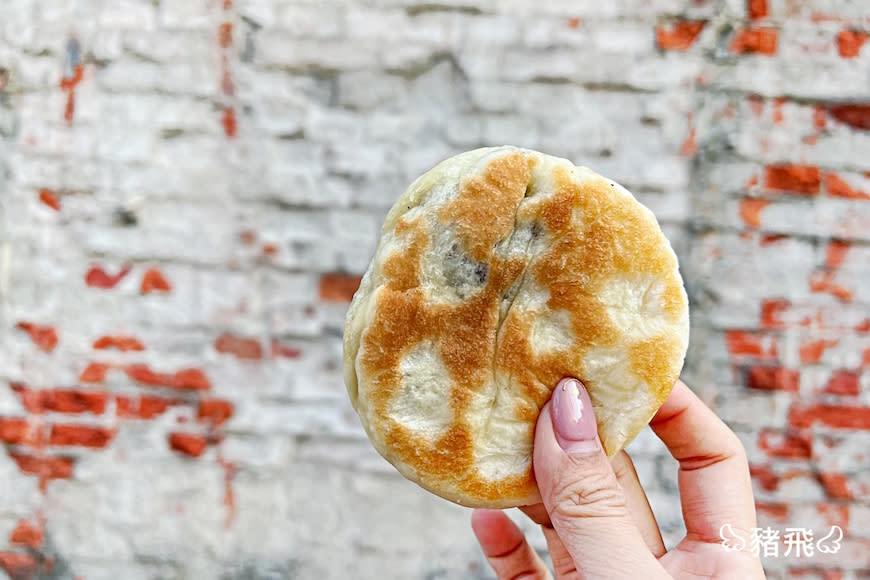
[344,147,689,508]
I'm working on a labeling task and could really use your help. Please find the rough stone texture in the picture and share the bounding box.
[0,0,868,578]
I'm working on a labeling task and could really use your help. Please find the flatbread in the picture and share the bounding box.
[343,147,689,508]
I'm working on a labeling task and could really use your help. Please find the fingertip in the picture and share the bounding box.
[471,509,525,558]
[470,508,502,530]
[471,509,512,539]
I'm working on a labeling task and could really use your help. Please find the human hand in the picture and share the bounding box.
[471,378,765,579]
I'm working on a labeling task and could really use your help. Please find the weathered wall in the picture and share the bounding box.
[0,0,868,578]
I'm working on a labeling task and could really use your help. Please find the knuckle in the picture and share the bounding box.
[549,461,629,520]
[718,430,750,468]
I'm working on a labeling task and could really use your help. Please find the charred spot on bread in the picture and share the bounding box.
[443,243,490,293]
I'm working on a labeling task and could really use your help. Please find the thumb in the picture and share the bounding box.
[533,378,668,578]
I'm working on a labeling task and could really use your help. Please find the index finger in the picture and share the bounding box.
[650,380,758,544]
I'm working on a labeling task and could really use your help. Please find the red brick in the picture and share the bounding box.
[857,319,870,333]
[568,17,581,29]
[655,20,706,51]
[738,198,769,228]
[218,22,232,48]
[43,389,108,415]
[79,362,110,384]
[809,271,853,303]
[824,240,851,269]
[790,404,870,429]
[319,273,362,302]
[124,364,172,387]
[829,104,870,130]
[747,0,767,19]
[85,264,131,289]
[140,268,172,294]
[758,428,812,459]
[755,502,789,524]
[10,384,44,414]
[759,233,787,245]
[816,502,850,530]
[725,330,776,359]
[799,339,838,364]
[824,173,870,200]
[93,335,145,352]
[755,502,792,534]
[239,230,256,245]
[0,552,38,579]
[824,370,860,396]
[813,106,827,130]
[730,28,778,55]
[9,452,74,483]
[115,396,174,420]
[16,322,58,353]
[49,424,115,448]
[60,64,84,124]
[0,418,30,444]
[38,188,61,211]
[771,98,785,124]
[750,464,780,491]
[169,432,208,458]
[747,366,800,392]
[198,399,234,426]
[215,333,263,360]
[222,107,237,138]
[819,472,852,500]
[271,340,301,359]
[765,164,821,194]
[125,364,211,391]
[172,368,211,391]
[262,243,279,256]
[760,298,789,328]
[837,30,868,58]
[10,520,43,549]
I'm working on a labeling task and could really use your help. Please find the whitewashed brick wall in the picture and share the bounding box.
[1,0,869,578]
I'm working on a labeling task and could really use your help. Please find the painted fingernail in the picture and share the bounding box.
[551,378,599,454]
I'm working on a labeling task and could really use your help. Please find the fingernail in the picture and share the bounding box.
[551,378,599,454]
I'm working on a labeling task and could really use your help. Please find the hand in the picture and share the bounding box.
[471,379,765,579]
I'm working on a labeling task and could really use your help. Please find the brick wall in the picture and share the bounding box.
[0,0,868,578]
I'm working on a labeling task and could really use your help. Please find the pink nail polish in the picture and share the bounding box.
[551,378,599,453]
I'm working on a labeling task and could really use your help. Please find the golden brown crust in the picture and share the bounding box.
[344,147,689,508]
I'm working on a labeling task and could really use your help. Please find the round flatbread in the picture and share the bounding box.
[343,147,689,508]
